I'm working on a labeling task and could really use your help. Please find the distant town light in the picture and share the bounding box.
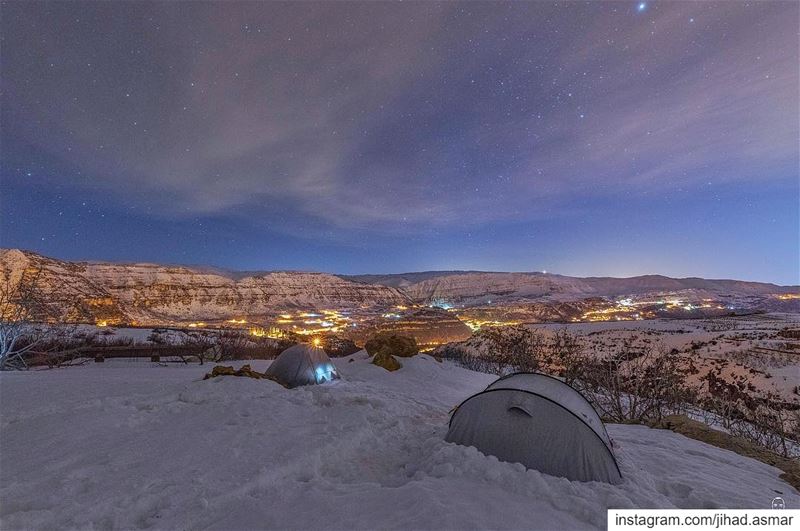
[429,298,453,310]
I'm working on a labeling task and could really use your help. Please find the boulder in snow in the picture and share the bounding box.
[365,333,419,358]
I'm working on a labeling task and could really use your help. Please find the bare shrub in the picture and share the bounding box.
[547,328,584,385]
[575,342,690,424]
[732,401,798,459]
[442,325,547,375]
[443,347,510,375]
[0,265,76,370]
[699,371,799,458]
[177,329,242,364]
[177,329,292,364]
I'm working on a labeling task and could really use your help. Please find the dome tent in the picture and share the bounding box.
[445,372,622,484]
[265,344,340,388]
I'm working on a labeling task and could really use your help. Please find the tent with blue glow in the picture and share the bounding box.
[265,343,340,388]
[445,372,622,484]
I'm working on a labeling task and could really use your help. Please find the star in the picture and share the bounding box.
[637,3,647,13]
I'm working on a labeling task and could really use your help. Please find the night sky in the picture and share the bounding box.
[1,1,797,283]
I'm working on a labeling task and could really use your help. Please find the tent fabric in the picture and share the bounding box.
[265,344,340,388]
[446,372,622,484]
[485,372,612,448]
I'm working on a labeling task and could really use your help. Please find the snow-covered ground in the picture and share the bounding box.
[530,314,800,402]
[1,355,797,530]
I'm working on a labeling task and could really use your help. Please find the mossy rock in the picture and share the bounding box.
[204,365,236,379]
[204,364,264,380]
[364,334,419,358]
[372,350,403,371]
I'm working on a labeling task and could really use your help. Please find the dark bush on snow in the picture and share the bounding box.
[364,334,418,358]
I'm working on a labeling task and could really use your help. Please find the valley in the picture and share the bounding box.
[2,249,797,345]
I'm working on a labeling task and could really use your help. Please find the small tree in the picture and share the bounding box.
[549,328,584,385]
[701,376,799,459]
[0,266,54,370]
[178,329,249,364]
[209,329,250,362]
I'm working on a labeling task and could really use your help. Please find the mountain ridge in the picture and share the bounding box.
[6,248,796,287]
[1,248,796,325]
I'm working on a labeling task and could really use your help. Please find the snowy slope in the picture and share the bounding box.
[1,356,796,530]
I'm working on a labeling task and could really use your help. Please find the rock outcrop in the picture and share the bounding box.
[203,364,266,380]
[371,351,403,372]
[365,333,419,372]
[364,333,419,358]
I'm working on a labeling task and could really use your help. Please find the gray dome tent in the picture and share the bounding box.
[445,372,622,484]
[265,344,340,388]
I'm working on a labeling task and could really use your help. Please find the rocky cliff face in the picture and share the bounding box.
[384,271,797,305]
[2,249,796,326]
[0,249,408,325]
[402,272,594,304]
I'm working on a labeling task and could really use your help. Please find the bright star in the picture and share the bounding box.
[637,2,647,12]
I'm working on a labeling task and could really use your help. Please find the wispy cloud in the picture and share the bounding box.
[3,1,797,239]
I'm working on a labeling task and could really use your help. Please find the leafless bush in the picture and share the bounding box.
[699,373,799,458]
[547,328,584,385]
[176,330,223,364]
[724,348,794,370]
[234,342,292,360]
[177,329,291,364]
[0,265,76,370]
[731,402,798,458]
[441,326,547,375]
[444,348,513,375]
[702,319,739,332]
[573,341,690,424]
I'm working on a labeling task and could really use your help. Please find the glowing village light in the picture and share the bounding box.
[429,298,453,310]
